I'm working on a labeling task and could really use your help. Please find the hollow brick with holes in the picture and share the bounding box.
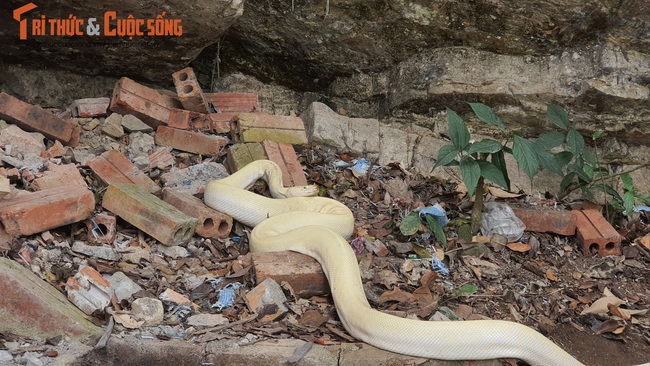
[572,209,622,256]
[102,184,197,246]
[109,77,181,129]
[85,213,117,244]
[162,188,233,239]
[172,67,209,113]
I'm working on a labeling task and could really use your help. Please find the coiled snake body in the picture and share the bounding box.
[204,160,584,366]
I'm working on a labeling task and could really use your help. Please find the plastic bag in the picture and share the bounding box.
[480,202,525,242]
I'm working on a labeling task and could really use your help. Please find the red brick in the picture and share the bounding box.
[72,97,110,117]
[41,140,72,159]
[204,93,260,113]
[252,251,328,298]
[0,257,102,341]
[32,163,87,191]
[147,147,175,170]
[172,67,209,113]
[167,109,233,134]
[0,92,80,146]
[85,213,117,244]
[262,140,307,186]
[87,150,160,194]
[0,186,95,236]
[162,188,233,238]
[102,184,197,246]
[155,125,228,156]
[109,77,182,129]
[512,206,577,236]
[572,209,622,256]
[231,112,308,145]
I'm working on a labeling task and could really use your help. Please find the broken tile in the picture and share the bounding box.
[103,271,143,302]
[245,278,288,323]
[65,265,114,315]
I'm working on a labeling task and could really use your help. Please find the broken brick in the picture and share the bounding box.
[0,257,102,341]
[0,186,95,236]
[0,92,81,146]
[87,150,160,194]
[147,147,174,170]
[512,206,577,236]
[167,109,233,134]
[41,140,72,159]
[155,125,228,156]
[71,97,110,117]
[0,124,45,158]
[109,77,182,129]
[204,93,259,113]
[252,251,328,298]
[172,67,209,113]
[261,140,307,186]
[245,277,288,323]
[65,265,114,315]
[226,143,267,174]
[0,176,10,200]
[102,183,197,246]
[231,112,308,145]
[162,188,233,239]
[85,213,117,244]
[31,163,87,191]
[572,209,622,256]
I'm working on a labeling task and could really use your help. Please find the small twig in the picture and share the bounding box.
[94,316,114,350]
[193,314,257,335]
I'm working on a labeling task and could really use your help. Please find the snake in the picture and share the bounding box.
[204,159,630,366]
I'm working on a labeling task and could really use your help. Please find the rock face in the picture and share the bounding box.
[0,0,243,83]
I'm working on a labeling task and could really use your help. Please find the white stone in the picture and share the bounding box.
[131,297,164,326]
[104,271,143,302]
[121,114,153,133]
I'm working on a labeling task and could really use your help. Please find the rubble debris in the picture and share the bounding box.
[167,108,233,134]
[0,124,45,158]
[87,150,161,194]
[231,112,308,145]
[102,183,197,246]
[71,241,121,261]
[103,271,143,302]
[131,297,164,326]
[0,185,94,236]
[109,77,182,128]
[156,244,189,259]
[205,92,259,113]
[101,113,126,138]
[186,313,229,328]
[85,213,117,244]
[162,188,233,238]
[31,163,87,190]
[172,67,210,113]
[121,114,153,133]
[252,251,328,298]
[72,97,110,118]
[245,277,288,322]
[512,206,577,236]
[65,265,114,315]
[160,162,228,195]
[573,209,622,256]
[159,288,191,306]
[0,92,81,147]
[0,175,10,199]
[154,125,229,156]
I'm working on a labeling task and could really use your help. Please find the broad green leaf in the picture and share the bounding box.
[547,104,569,130]
[595,184,623,202]
[399,211,421,236]
[621,173,634,192]
[424,215,447,247]
[554,151,574,169]
[623,190,635,218]
[535,148,563,175]
[490,151,510,191]
[566,129,585,156]
[582,164,594,180]
[446,108,470,150]
[468,103,505,131]
[583,146,597,167]
[460,156,481,198]
[535,131,565,150]
[468,139,503,155]
[512,135,540,182]
[456,284,478,296]
[569,162,591,182]
[560,172,576,192]
[433,144,460,169]
[477,160,509,189]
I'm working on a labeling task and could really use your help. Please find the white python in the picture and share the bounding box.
[204,160,588,366]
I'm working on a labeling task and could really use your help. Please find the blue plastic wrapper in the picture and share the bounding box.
[352,158,371,174]
[419,203,448,227]
[211,282,244,311]
[634,205,650,213]
[429,257,450,276]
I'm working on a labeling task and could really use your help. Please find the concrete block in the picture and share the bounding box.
[245,277,288,322]
[0,92,81,146]
[109,77,182,129]
[252,251,328,298]
[162,188,233,238]
[0,186,94,236]
[0,258,101,341]
[155,125,228,156]
[512,206,577,236]
[72,97,110,117]
[102,183,197,245]
[225,143,267,173]
[87,150,160,194]
[232,112,308,145]
[261,140,307,186]
[31,163,87,191]
[204,92,259,113]
[65,265,114,315]
[572,209,622,256]
[85,213,117,244]
[172,67,209,113]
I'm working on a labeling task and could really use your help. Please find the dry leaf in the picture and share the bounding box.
[546,268,558,282]
[506,242,532,252]
[379,287,414,305]
[608,304,630,320]
[112,312,141,329]
[487,186,523,198]
[580,294,625,315]
[634,233,650,249]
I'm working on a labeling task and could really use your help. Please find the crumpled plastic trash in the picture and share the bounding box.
[480,202,526,242]
[419,203,448,227]
[634,205,650,213]
[211,282,245,311]
[429,257,450,276]
[351,158,371,174]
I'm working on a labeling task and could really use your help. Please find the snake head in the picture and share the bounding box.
[285,184,319,197]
